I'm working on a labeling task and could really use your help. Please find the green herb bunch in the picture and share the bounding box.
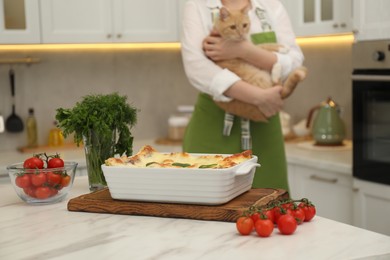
[55,93,138,156]
[56,93,138,190]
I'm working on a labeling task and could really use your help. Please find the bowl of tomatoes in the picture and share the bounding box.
[7,154,78,205]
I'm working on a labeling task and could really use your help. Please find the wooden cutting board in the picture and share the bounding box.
[67,188,288,222]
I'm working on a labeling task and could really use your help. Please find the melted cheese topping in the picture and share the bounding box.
[105,145,252,169]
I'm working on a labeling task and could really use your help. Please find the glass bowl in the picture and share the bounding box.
[7,161,78,205]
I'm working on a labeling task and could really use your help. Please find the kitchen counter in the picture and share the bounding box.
[1,176,390,260]
[285,141,352,175]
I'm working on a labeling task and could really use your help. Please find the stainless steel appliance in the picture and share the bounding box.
[352,40,390,185]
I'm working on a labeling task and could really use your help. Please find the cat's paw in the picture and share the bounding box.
[296,67,308,80]
[272,63,282,84]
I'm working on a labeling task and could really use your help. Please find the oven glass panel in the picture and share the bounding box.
[365,96,390,163]
[353,77,390,185]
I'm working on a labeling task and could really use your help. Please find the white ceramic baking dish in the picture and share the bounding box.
[101,154,260,205]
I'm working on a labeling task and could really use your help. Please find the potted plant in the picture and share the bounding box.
[56,93,138,191]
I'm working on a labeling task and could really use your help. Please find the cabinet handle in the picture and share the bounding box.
[353,187,359,192]
[340,23,347,28]
[333,23,339,28]
[310,175,338,184]
[117,34,122,39]
[107,34,112,39]
[352,29,359,34]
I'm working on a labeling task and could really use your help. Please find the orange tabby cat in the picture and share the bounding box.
[213,6,307,122]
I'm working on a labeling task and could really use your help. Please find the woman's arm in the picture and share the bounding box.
[203,1,304,78]
[180,1,286,115]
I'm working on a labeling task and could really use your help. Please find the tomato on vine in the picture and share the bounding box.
[31,172,47,187]
[236,216,254,236]
[47,171,62,185]
[299,199,316,222]
[23,156,44,169]
[291,205,306,224]
[48,156,64,169]
[277,214,297,235]
[254,214,274,237]
[15,174,31,188]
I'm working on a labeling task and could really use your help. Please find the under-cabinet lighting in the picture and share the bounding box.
[296,34,354,45]
[0,34,353,52]
[0,42,181,51]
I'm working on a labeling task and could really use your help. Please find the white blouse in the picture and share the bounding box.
[180,0,304,102]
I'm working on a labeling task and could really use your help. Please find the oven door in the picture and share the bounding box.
[353,70,390,185]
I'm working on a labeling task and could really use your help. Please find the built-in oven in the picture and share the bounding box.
[352,40,390,185]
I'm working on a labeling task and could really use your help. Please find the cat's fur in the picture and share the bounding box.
[213,6,307,122]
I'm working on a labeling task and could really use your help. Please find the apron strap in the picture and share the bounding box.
[223,112,235,136]
[241,118,252,150]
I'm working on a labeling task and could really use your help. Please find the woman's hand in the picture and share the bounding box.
[224,81,284,118]
[203,30,248,61]
[253,86,284,118]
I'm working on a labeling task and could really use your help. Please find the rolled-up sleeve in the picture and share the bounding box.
[267,0,304,79]
[180,0,304,100]
[180,1,238,101]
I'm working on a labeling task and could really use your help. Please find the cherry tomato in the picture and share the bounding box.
[35,186,52,199]
[48,157,64,169]
[254,218,274,237]
[261,209,275,224]
[273,206,292,224]
[61,175,71,188]
[291,206,305,225]
[23,156,44,169]
[23,186,36,197]
[236,216,254,236]
[277,214,297,235]
[281,202,294,210]
[250,212,261,224]
[47,172,62,186]
[15,174,31,188]
[31,172,47,187]
[299,201,317,222]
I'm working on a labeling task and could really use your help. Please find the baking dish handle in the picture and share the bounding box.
[235,162,261,176]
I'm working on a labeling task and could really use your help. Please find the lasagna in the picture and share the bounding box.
[105,145,252,169]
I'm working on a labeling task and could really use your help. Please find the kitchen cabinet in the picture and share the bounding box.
[288,162,353,225]
[353,179,390,236]
[40,0,178,43]
[0,0,40,43]
[280,0,352,37]
[352,0,390,41]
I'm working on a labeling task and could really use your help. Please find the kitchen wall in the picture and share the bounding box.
[0,39,353,151]
[284,38,353,137]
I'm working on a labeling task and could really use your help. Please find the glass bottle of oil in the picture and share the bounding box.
[26,108,38,148]
[48,121,64,147]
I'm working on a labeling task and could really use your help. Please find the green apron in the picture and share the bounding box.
[182,12,289,191]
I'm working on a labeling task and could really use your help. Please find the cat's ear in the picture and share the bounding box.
[241,4,250,14]
[219,7,230,21]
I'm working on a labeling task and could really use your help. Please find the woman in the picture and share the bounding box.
[180,0,304,191]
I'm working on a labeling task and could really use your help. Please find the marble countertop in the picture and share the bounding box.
[1,176,389,260]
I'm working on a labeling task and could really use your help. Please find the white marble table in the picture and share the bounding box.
[1,176,390,260]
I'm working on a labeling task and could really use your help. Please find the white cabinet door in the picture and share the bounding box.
[288,163,353,224]
[353,0,390,41]
[0,0,40,43]
[40,0,178,43]
[283,0,352,37]
[112,0,178,42]
[40,0,112,43]
[353,179,390,236]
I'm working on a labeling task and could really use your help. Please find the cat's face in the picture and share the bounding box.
[214,6,251,41]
